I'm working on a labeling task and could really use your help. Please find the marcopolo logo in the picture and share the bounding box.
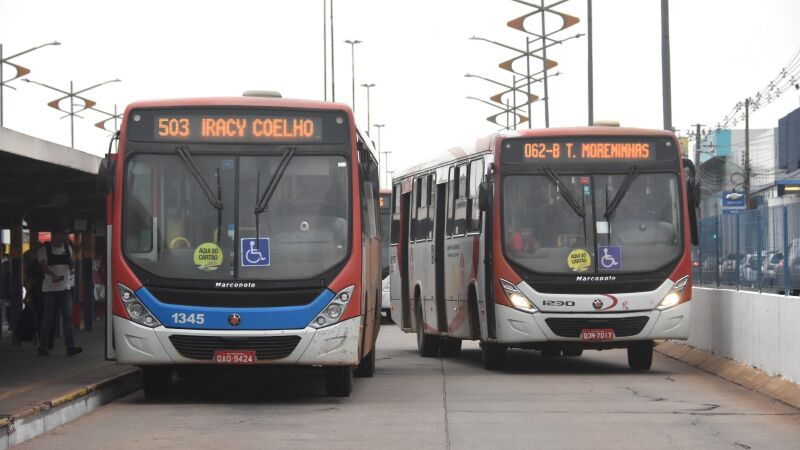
[575,276,616,282]
[215,282,256,288]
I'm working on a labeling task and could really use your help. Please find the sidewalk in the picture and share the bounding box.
[0,325,139,448]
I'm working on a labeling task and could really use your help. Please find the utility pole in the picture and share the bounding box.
[330,0,335,102]
[744,98,751,209]
[660,0,673,131]
[323,0,327,101]
[587,0,594,126]
[344,40,362,112]
[540,0,550,128]
[692,123,703,164]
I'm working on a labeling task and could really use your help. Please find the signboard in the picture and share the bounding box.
[721,191,746,215]
[154,115,322,142]
[501,137,679,164]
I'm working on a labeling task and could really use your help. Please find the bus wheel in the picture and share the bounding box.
[141,366,172,398]
[354,348,376,378]
[627,341,654,371]
[416,299,440,357]
[326,366,353,397]
[481,343,506,370]
[562,348,583,357]
[440,338,462,357]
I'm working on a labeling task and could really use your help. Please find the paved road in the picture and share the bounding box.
[17,323,800,450]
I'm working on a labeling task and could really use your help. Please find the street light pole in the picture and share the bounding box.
[373,123,385,170]
[661,0,673,131]
[344,39,362,112]
[23,77,120,148]
[540,0,550,128]
[0,41,61,127]
[323,0,327,101]
[383,152,392,187]
[361,83,375,133]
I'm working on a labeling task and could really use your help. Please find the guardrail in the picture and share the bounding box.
[691,203,800,295]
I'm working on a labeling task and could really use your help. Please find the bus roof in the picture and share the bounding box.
[124,96,353,114]
[392,126,677,182]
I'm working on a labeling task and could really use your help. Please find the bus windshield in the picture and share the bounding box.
[123,151,350,281]
[500,135,683,275]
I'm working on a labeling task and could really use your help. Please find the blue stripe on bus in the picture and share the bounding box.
[135,287,334,330]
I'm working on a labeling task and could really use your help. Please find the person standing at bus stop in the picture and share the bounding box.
[37,224,82,356]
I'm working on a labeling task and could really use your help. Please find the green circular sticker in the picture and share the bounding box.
[567,249,591,272]
[194,242,223,272]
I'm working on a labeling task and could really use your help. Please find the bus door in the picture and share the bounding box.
[400,191,411,330]
[434,181,447,333]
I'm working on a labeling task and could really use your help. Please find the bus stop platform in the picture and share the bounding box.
[0,327,139,449]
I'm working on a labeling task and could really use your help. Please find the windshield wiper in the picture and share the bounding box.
[543,167,585,218]
[175,145,223,210]
[604,166,638,222]
[255,146,296,214]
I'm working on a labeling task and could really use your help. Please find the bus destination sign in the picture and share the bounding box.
[518,141,653,162]
[152,114,323,143]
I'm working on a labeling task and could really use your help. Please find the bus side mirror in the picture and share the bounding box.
[478,181,491,212]
[683,158,701,207]
[97,156,116,194]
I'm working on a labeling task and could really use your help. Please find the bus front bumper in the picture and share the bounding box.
[113,315,362,366]
[493,301,691,346]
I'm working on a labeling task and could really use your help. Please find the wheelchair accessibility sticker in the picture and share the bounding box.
[598,246,621,270]
[241,238,270,267]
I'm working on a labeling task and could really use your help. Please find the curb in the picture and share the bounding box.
[656,341,800,410]
[0,369,141,449]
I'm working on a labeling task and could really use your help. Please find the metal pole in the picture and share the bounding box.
[330,0,335,102]
[587,0,594,126]
[735,213,741,290]
[540,0,550,128]
[661,0,673,131]
[0,44,4,127]
[756,211,762,292]
[383,151,391,187]
[505,99,510,131]
[693,123,702,164]
[744,97,751,209]
[70,80,74,148]
[349,43,356,112]
[323,0,327,101]
[526,37,532,129]
[366,85,371,132]
[512,75,517,130]
[783,206,789,295]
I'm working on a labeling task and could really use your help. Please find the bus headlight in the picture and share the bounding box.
[500,279,537,313]
[656,276,689,310]
[310,285,355,329]
[116,284,161,328]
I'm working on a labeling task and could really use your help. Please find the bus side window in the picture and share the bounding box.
[411,177,421,242]
[124,160,154,253]
[426,173,435,241]
[390,184,400,245]
[467,159,484,233]
[453,164,468,235]
[446,166,455,237]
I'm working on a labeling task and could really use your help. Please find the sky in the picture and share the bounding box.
[1,0,799,178]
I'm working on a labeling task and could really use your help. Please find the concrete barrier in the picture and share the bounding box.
[687,287,800,384]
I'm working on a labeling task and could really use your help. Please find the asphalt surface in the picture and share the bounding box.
[16,322,800,450]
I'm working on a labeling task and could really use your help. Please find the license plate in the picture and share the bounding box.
[213,350,256,364]
[580,328,615,341]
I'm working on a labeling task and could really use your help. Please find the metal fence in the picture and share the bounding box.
[692,203,800,295]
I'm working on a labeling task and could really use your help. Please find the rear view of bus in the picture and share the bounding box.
[101,94,382,397]
[490,127,699,369]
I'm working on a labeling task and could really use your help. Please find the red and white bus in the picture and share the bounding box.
[100,93,382,396]
[389,126,699,370]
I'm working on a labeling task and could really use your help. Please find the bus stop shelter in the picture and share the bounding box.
[0,126,105,340]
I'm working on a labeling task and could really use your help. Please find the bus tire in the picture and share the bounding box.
[141,366,172,398]
[481,343,506,370]
[627,341,654,371]
[562,348,583,357]
[416,294,440,357]
[354,348,376,378]
[440,338,462,357]
[326,366,353,397]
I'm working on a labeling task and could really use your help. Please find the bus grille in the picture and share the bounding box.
[168,335,301,360]
[545,316,649,338]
